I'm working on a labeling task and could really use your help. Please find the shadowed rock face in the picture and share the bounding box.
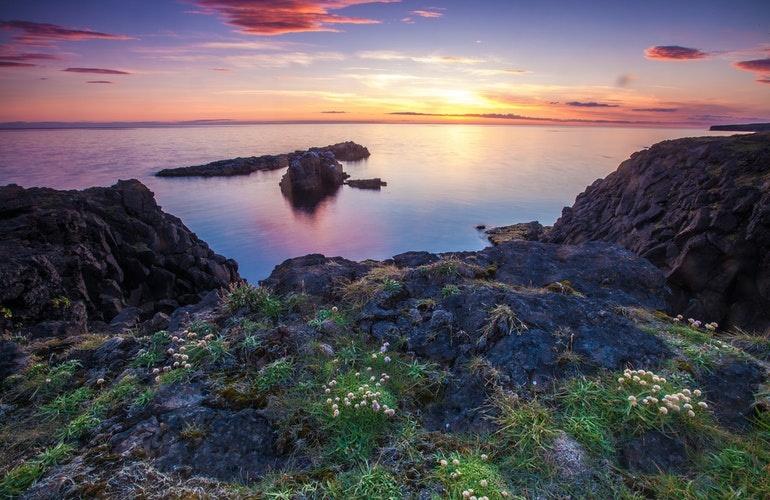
[546,132,770,331]
[0,180,239,337]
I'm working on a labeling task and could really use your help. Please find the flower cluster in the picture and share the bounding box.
[325,376,396,418]
[323,343,397,419]
[149,331,195,383]
[673,314,718,331]
[619,368,707,418]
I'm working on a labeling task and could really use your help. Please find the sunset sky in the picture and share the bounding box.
[1,0,768,125]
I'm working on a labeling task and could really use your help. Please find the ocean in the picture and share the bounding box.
[0,123,734,281]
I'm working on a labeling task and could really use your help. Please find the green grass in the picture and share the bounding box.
[225,283,283,320]
[382,279,402,293]
[131,330,170,368]
[329,464,402,499]
[434,452,511,500]
[254,358,294,392]
[132,388,155,408]
[58,413,101,441]
[39,386,93,419]
[441,284,461,298]
[28,360,81,398]
[491,395,559,471]
[308,307,348,329]
[0,443,73,497]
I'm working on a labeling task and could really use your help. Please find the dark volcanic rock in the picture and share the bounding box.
[546,132,770,330]
[311,141,371,161]
[345,178,387,189]
[0,180,239,337]
[619,430,689,474]
[485,221,550,245]
[279,150,348,198]
[111,406,282,482]
[155,141,369,177]
[265,240,671,389]
[156,155,288,177]
[261,253,371,298]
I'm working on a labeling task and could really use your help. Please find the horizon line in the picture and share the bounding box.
[0,118,739,131]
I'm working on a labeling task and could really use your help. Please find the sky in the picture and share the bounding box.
[0,0,768,126]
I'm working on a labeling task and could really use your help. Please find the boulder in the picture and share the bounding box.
[279,151,348,196]
[546,133,770,331]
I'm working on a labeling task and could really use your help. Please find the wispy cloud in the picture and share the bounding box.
[0,20,132,45]
[411,8,444,18]
[0,60,36,67]
[195,0,401,36]
[565,101,619,108]
[733,57,770,84]
[632,107,678,112]
[357,50,484,64]
[402,7,444,23]
[63,67,131,75]
[86,80,113,84]
[321,110,346,113]
[644,45,709,60]
[0,51,60,67]
[225,51,345,68]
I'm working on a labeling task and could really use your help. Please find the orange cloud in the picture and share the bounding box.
[196,0,401,36]
[644,45,708,60]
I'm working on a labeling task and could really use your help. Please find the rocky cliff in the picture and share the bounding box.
[546,133,770,331]
[0,180,239,338]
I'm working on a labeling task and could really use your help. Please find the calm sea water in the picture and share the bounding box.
[0,124,733,282]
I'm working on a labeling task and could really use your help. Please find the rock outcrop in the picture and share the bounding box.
[345,178,387,189]
[545,133,770,331]
[310,141,370,161]
[156,155,288,177]
[279,150,348,197]
[0,180,239,337]
[485,221,550,245]
[155,141,369,177]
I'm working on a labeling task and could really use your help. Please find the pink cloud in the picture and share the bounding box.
[411,8,443,18]
[63,67,131,74]
[734,58,770,73]
[0,20,132,45]
[644,45,709,60]
[195,0,401,36]
[734,57,770,84]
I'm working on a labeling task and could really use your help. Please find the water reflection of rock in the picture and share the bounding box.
[279,150,347,214]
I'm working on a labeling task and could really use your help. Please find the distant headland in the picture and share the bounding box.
[709,123,770,131]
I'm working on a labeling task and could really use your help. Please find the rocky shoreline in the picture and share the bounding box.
[1,133,769,498]
[485,132,770,332]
